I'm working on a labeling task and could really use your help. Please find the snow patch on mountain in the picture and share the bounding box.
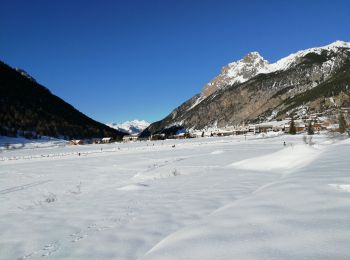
[107,120,150,135]
[225,51,270,85]
[265,40,350,73]
[15,68,37,82]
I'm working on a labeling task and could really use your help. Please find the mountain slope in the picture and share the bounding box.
[0,61,125,139]
[107,120,150,135]
[142,41,350,136]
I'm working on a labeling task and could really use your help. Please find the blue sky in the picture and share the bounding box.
[1,0,349,124]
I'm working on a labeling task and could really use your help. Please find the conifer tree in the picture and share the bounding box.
[289,118,296,135]
[307,121,314,135]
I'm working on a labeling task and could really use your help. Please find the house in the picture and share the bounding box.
[284,121,306,133]
[309,114,318,120]
[295,123,306,133]
[232,129,248,135]
[102,137,112,143]
[173,133,186,139]
[70,139,84,145]
[123,135,138,142]
[272,125,286,132]
[92,138,102,144]
[313,123,324,132]
[248,125,258,134]
[218,131,235,136]
[258,124,274,133]
[249,124,281,134]
[233,126,249,135]
[150,133,166,140]
[326,124,340,132]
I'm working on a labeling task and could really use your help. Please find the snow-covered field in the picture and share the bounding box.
[1,134,349,259]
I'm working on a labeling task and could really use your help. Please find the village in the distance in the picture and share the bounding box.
[68,108,350,146]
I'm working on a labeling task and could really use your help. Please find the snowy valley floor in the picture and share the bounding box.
[0,134,349,259]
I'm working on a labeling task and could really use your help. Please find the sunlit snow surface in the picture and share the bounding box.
[0,135,349,259]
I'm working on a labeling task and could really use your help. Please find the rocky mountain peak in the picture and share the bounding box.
[326,40,350,49]
[201,51,269,98]
[241,51,265,63]
[201,41,350,100]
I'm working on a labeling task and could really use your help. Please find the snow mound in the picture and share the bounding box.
[329,184,350,193]
[140,138,350,260]
[118,183,149,191]
[0,136,67,150]
[229,144,322,173]
[255,131,284,139]
[211,150,224,155]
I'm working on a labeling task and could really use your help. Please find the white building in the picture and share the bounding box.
[123,135,138,142]
[102,137,112,143]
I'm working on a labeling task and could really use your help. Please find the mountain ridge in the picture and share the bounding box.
[107,119,150,135]
[0,60,126,140]
[142,40,350,136]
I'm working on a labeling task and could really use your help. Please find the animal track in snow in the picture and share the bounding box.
[41,241,61,257]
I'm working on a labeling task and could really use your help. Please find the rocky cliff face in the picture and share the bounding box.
[143,41,350,136]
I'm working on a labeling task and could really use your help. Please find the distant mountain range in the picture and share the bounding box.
[0,61,125,140]
[142,40,350,137]
[107,120,150,135]
[2,40,349,140]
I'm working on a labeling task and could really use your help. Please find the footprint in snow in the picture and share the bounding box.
[70,231,87,242]
[41,241,60,257]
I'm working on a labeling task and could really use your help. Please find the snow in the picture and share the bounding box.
[142,137,350,260]
[225,51,270,85]
[255,41,350,77]
[229,144,322,173]
[0,136,67,151]
[329,184,350,193]
[107,119,150,134]
[187,96,205,111]
[263,40,350,73]
[1,134,350,259]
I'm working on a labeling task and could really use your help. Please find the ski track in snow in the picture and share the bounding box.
[18,195,146,259]
[0,180,51,195]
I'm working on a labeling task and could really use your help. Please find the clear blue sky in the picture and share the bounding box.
[1,0,349,124]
